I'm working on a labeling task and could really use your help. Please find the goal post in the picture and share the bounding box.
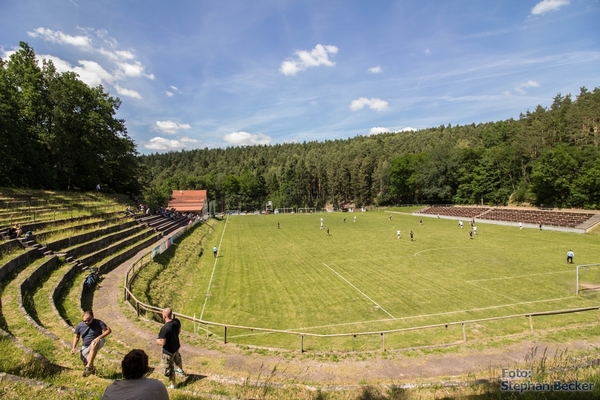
[576,263,600,296]
[275,208,295,214]
[297,207,316,214]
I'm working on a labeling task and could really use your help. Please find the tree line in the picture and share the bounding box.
[2,43,599,211]
[0,42,139,193]
[140,87,600,211]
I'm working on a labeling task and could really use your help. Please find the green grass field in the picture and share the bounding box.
[160,211,600,351]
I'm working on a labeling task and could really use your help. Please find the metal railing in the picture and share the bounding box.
[124,225,600,353]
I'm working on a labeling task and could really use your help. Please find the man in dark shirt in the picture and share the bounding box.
[71,310,111,377]
[156,307,185,389]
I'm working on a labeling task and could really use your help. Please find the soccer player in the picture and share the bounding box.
[354,216,357,222]
[410,231,414,241]
[566,250,574,264]
[397,229,401,239]
[213,246,218,258]
[519,222,523,230]
[473,226,477,235]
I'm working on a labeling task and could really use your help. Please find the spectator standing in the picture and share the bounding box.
[72,310,111,377]
[102,349,169,400]
[157,308,185,389]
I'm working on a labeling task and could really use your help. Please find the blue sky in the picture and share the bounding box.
[1,0,598,154]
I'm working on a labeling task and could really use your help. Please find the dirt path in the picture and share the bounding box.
[91,237,597,387]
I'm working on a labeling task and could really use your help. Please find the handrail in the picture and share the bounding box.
[124,220,600,353]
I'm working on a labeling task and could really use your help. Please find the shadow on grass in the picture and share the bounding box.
[178,373,208,388]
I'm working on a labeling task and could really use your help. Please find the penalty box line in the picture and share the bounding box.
[200,216,229,320]
[466,269,573,283]
[322,262,396,319]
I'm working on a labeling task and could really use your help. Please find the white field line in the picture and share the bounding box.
[199,216,229,320]
[414,247,480,257]
[466,270,573,283]
[226,296,580,339]
[322,262,396,319]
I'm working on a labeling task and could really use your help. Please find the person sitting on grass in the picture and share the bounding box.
[102,349,169,400]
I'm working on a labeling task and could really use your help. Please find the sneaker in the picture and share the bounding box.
[175,367,187,376]
[82,366,92,377]
[168,384,176,389]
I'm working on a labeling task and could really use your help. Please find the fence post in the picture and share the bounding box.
[300,334,304,353]
[380,333,385,353]
[136,301,140,316]
[224,326,227,344]
[462,323,467,342]
[528,315,534,331]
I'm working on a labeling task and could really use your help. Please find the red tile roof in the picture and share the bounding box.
[167,190,207,213]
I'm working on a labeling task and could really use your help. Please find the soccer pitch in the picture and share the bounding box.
[180,212,600,351]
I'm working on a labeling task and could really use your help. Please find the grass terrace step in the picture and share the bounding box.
[0,256,68,363]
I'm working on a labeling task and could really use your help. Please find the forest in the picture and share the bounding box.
[139,87,600,211]
[0,42,139,193]
[2,43,599,211]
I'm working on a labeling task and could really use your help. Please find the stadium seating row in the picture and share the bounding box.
[419,206,596,228]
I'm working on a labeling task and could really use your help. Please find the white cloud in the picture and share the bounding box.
[144,137,197,151]
[369,127,416,135]
[38,55,113,87]
[367,66,382,74]
[166,85,181,97]
[425,48,432,55]
[180,137,199,144]
[154,120,192,135]
[223,131,271,146]
[116,61,154,80]
[28,27,93,51]
[531,0,570,15]
[26,27,153,95]
[368,127,390,135]
[279,44,338,76]
[113,84,142,99]
[350,97,389,112]
[515,80,540,94]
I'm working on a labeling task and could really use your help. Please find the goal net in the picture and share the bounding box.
[226,210,240,215]
[297,207,316,214]
[576,264,600,298]
[275,208,295,214]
